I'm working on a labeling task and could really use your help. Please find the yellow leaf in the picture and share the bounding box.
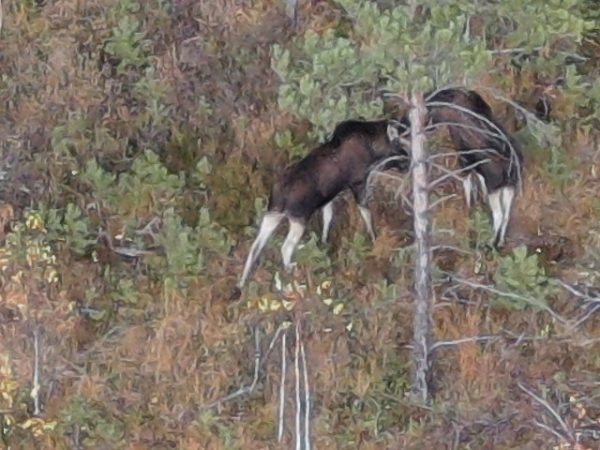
[333,303,344,315]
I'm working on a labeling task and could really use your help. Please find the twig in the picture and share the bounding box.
[429,335,497,353]
[428,194,457,210]
[533,419,570,443]
[427,148,502,160]
[31,327,42,416]
[517,382,574,442]
[428,159,491,189]
[0,0,3,37]
[447,274,568,324]
[201,328,262,409]
[554,279,600,304]
[490,46,543,55]
[571,304,600,330]
[294,321,301,450]
[278,330,287,443]
[300,336,311,450]
[424,85,467,102]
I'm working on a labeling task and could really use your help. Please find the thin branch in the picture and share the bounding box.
[428,159,490,189]
[278,330,287,443]
[300,335,311,450]
[518,382,574,442]
[31,327,42,416]
[424,85,467,102]
[532,419,569,443]
[428,194,458,210]
[429,335,498,353]
[554,279,600,304]
[294,321,301,450]
[201,327,262,409]
[490,46,543,55]
[427,148,501,160]
[447,274,568,324]
[571,303,600,329]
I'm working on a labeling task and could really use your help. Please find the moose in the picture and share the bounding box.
[425,88,524,248]
[235,118,411,292]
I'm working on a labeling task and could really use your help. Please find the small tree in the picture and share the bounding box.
[272,0,593,402]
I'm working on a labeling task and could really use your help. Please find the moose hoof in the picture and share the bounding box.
[284,262,297,273]
[229,286,242,301]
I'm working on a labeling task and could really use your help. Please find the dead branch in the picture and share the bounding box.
[427,148,502,160]
[31,327,42,416]
[518,382,575,443]
[447,274,568,324]
[554,279,600,304]
[278,330,287,443]
[294,321,301,450]
[200,327,262,410]
[300,333,311,450]
[428,194,458,210]
[429,335,498,353]
[424,85,466,102]
[428,159,491,190]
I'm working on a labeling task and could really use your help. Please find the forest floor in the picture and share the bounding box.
[0,1,599,449]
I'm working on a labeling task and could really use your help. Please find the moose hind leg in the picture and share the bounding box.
[238,211,284,288]
[498,186,516,247]
[488,190,503,248]
[321,201,334,244]
[462,172,474,209]
[281,218,306,271]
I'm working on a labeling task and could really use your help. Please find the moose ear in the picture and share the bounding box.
[387,123,400,142]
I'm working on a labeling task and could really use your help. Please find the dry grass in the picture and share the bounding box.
[0,0,599,449]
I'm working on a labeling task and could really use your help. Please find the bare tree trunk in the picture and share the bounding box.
[409,91,433,403]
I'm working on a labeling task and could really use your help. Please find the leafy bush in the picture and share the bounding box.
[494,245,557,310]
[105,0,149,73]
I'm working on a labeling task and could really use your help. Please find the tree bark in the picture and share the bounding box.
[409,91,433,403]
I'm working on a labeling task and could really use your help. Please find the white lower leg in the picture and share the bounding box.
[462,173,474,209]
[498,186,515,247]
[488,191,503,247]
[281,219,305,271]
[358,205,376,242]
[476,173,488,202]
[321,201,334,244]
[238,212,283,288]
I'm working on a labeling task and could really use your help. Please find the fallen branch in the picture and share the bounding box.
[429,335,498,353]
[518,382,574,443]
[446,273,568,324]
[31,327,42,416]
[278,329,287,443]
[201,327,267,410]
[294,321,301,450]
[300,334,311,450]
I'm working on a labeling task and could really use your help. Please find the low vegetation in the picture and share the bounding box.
[0,0,599,448]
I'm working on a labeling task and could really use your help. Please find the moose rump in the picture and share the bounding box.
[236,119,409,291]
[426,88,523,248]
